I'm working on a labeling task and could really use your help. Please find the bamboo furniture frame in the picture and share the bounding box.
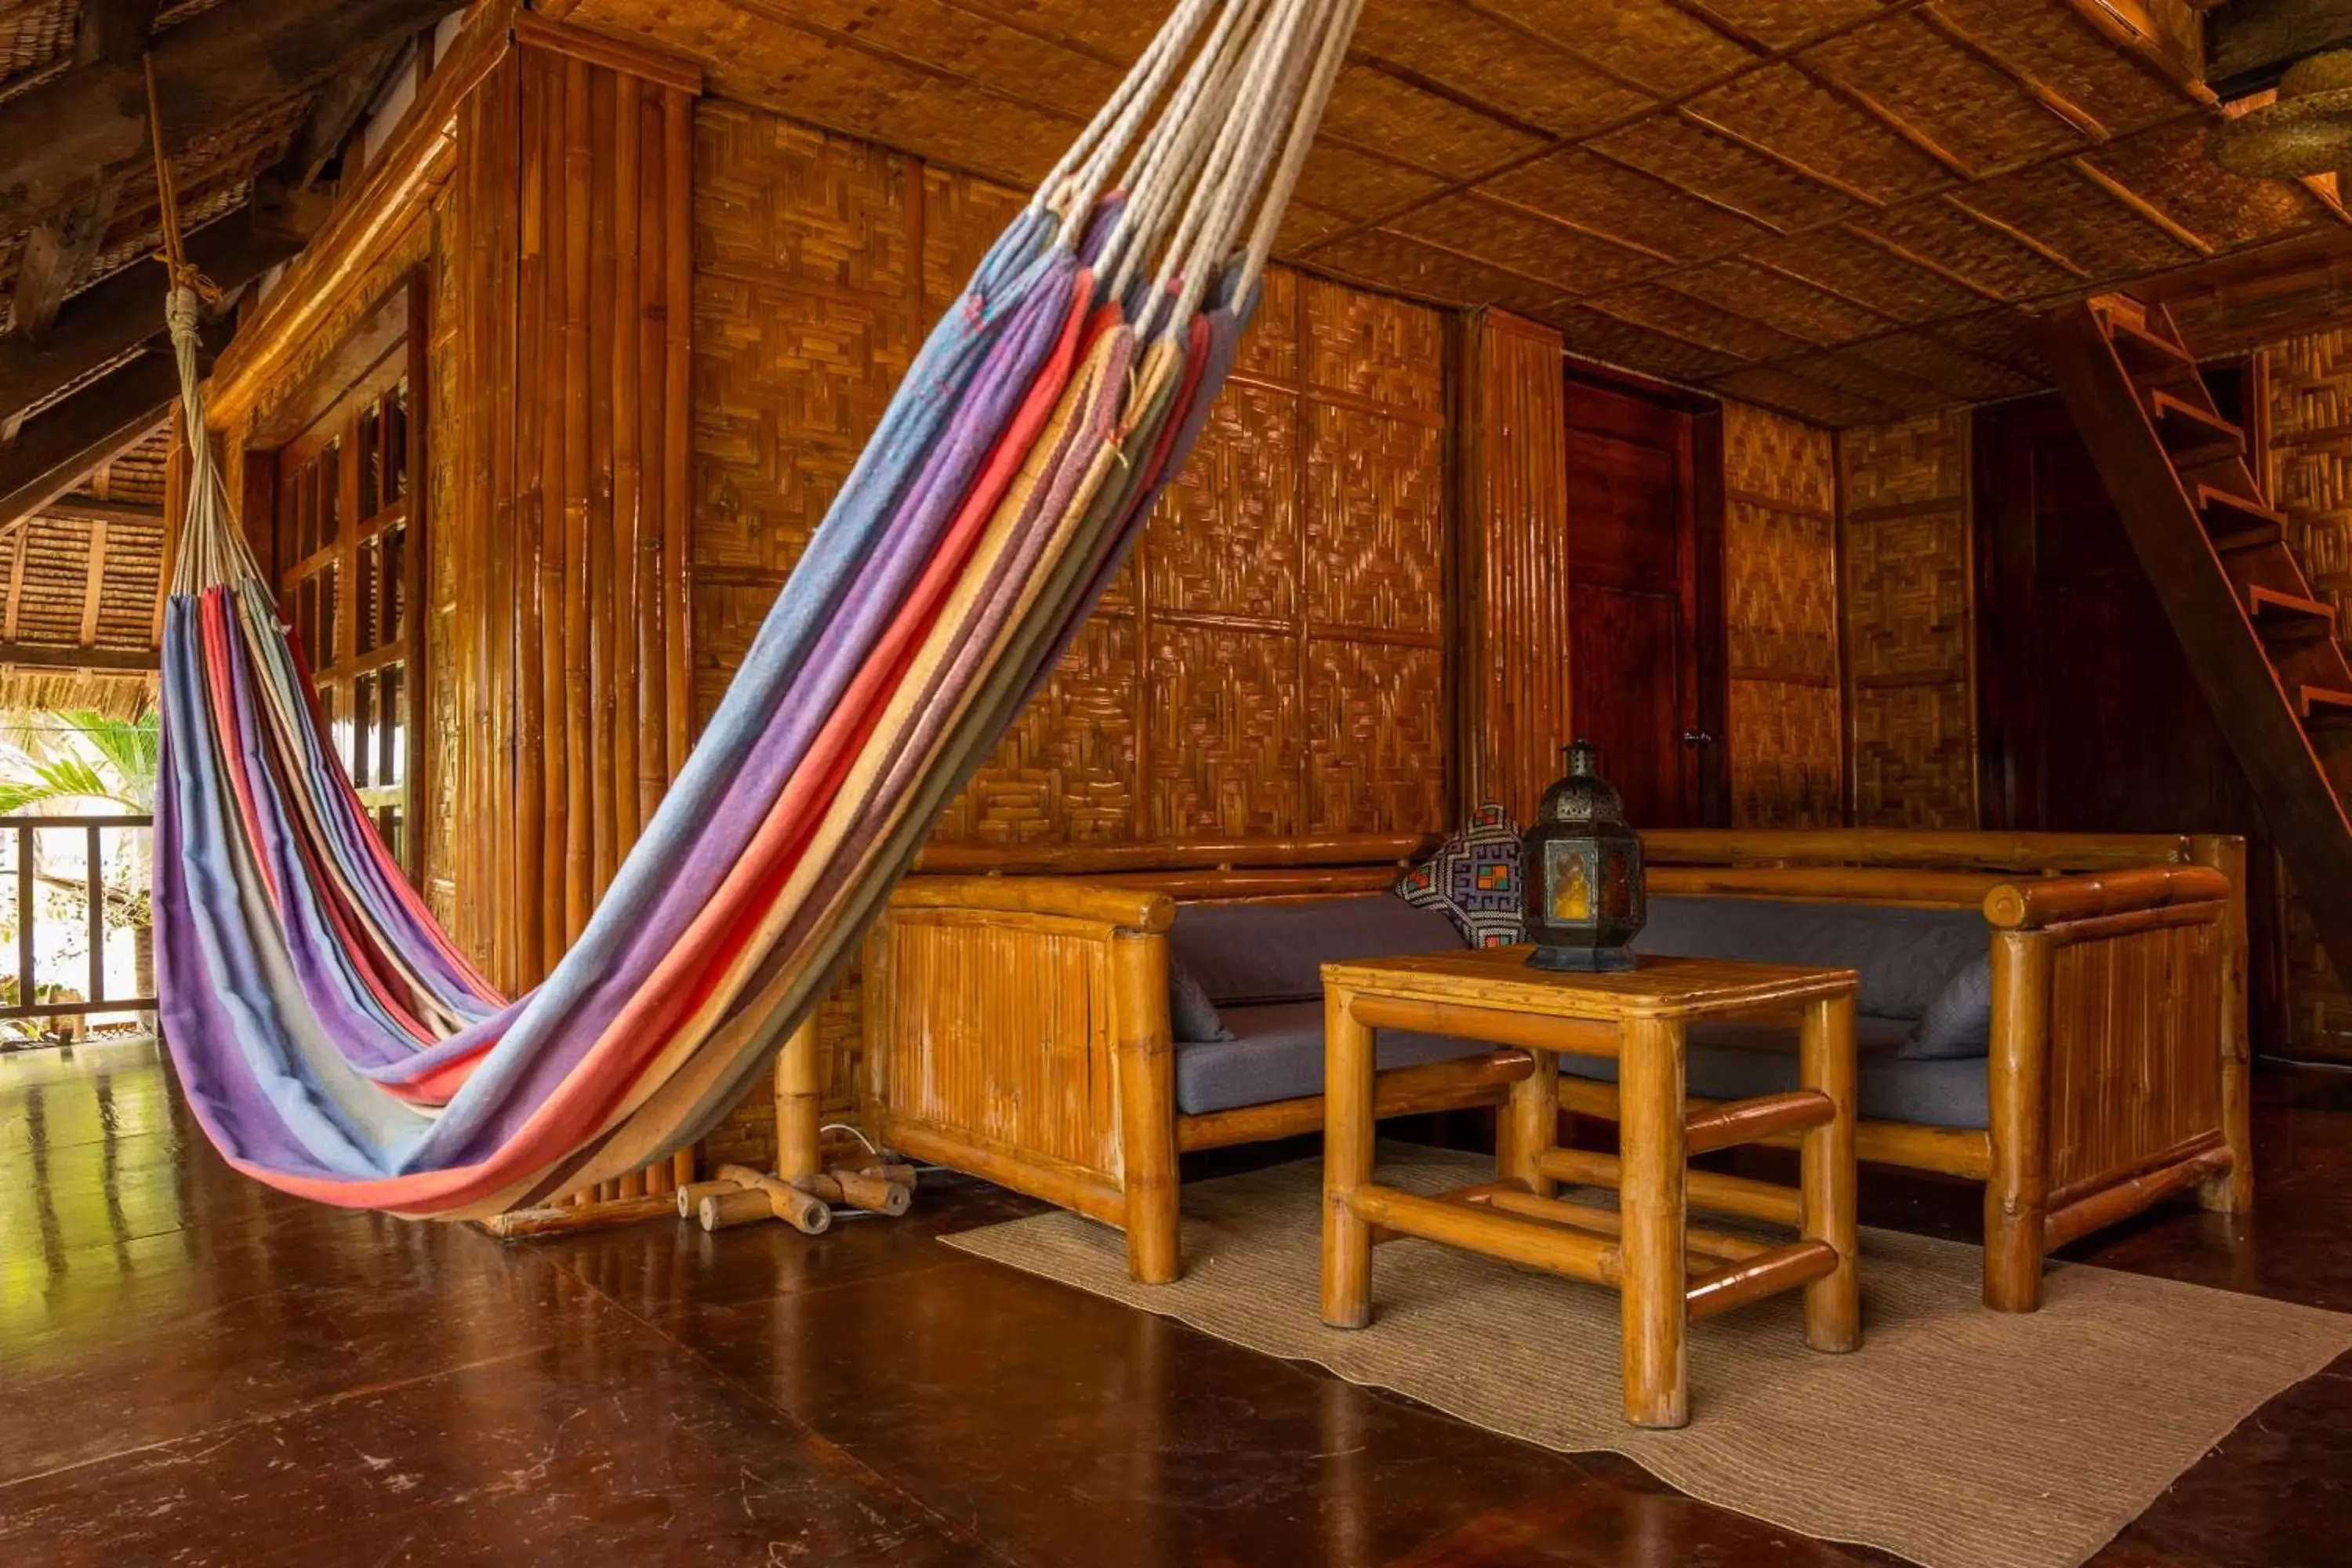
[859,829,2250,1309]
[1320,951,1860,1428]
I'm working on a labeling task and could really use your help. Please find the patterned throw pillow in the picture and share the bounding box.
[1396,804,1526,949]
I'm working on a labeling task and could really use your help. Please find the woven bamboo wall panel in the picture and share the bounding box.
[927,615,1138,845]
[1303,403,1445,637]
[1145,382,1299,624]
[1457,310,1572,822]
[1723,401,1842,827]
[1145,622,1305,839]
[1306,640,1448,835]
[1841,408,1976,829]
[424,189,462,933]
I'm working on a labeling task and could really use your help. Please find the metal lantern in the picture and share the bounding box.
[1522,739,1646,971]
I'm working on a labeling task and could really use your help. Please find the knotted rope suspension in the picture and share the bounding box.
[143,52,257,598]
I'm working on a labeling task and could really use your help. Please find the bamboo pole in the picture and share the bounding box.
[635,84,667,831]
[1984,928,2053,1312]
[1501,1039,1557,1198]
[1348,1185,1622,1285]
[1320,985,1375,1329]
[1465,1186,1766,1265]
[514,48,550,985]
[1537,1145,1801,1227]
[588,66,621,898]
[1617,1015,1688,1429]
[611,70,643,858]
[1114,931,1180,1283]
[1798,993,1860,1353]
[1686,1240,1841,1323]
[2190,833,2252,1214]
[662,83,693,784]
[713,1163,833,1235]
[775,1015,823,1184]
[561,50,593,946]
[1684,1089,1835,1158]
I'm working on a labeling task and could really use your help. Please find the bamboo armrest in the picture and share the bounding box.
[1981,865,2229,930]
[887,875,1176,935]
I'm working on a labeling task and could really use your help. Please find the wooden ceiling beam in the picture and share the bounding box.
[0,642,158,672]
[252,42,411,241]
[9,0,157,351]
[38,499,163,526]
[0,343,212,534]
[0,212,298,430]
[0,0,458,230]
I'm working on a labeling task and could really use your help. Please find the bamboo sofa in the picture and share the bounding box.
[861,830,2250,1311]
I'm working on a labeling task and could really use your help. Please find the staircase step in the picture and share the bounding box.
[2106,312,2194,377]
[2149,389,2245,463]
[2195,484,2285,532]
[2249,586,2339,641]
[2213,522,2285,556]
[2301,687,2352,730]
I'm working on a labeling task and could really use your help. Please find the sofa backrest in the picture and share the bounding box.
[1632,896,1984,1021]
[1168,895,1464,1007]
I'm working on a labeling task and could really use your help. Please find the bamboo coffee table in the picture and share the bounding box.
[1318,949,1862,1428]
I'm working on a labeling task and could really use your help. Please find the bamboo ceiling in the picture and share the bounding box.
[561,0,2345,426]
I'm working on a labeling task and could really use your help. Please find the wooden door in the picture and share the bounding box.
[1563,376,1714,827]
[1975,390,2287,1047]
[272,332,425,881]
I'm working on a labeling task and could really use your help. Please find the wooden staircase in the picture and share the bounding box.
[2049,295,2352,987]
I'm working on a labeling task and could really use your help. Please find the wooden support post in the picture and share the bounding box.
[1798,992,1861,1353]
[1501,1042,1558,1198]
[2192,833,2254,1214]
[775,1014,822,1185]
[1112,930,1181,1284]
[1321,986,1376,1330]
[1617,1015,1688,1429]
[1984,929,2053,1312]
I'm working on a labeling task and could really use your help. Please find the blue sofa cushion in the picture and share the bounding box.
[1632,896,1984,1024]
[1167,894,1465,1007]
[1903,954,1993,1060]
[1559,1016,1989,1131]
[1168,955,1233,1043]
[1395,804,1526,948]
[1173,999,1495,1115]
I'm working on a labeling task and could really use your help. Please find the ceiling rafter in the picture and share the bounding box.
[1938,190,2096,278]
[1675,104,1892,210]
[1839,223,2013,303]
[1789,56,1978,182]
[1916,1,2111,144]
[2067,154,2218,257]
[0,343,211,534]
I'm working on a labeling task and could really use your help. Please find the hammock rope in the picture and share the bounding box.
[150,0,1363,1217]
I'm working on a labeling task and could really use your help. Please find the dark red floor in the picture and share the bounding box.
[5,1037,2350,1566]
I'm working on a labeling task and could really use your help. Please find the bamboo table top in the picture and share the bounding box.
[1319,949,1857,1022]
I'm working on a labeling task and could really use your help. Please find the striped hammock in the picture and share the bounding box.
[154,0,1363,1217]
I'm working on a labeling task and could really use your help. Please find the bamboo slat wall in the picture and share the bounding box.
[688,102,1452,1156]
[1838,409,1978,829]
[1456,310,1572,826]
[437,31,697,995]
[2263,328,2352,1057]
[1723,401,1841,827]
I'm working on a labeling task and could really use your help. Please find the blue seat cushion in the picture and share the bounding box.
[1173,999,1495,1115]
[1167,895,1465,1007]
[1632,896,1984,1025]
[1559,1015,1990,1131]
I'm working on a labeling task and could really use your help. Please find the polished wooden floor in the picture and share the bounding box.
[6,1038,2352,1566]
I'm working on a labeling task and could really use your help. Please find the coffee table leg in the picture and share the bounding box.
[1503,1046,1558,1198]
[1321,986,1375,1330]
[1800,991,1862,1353]
[1619,1015,1688,1428]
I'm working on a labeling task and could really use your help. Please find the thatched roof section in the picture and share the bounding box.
[0,418,167,718]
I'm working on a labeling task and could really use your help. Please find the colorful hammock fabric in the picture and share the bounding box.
[154,0,1364,1217]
